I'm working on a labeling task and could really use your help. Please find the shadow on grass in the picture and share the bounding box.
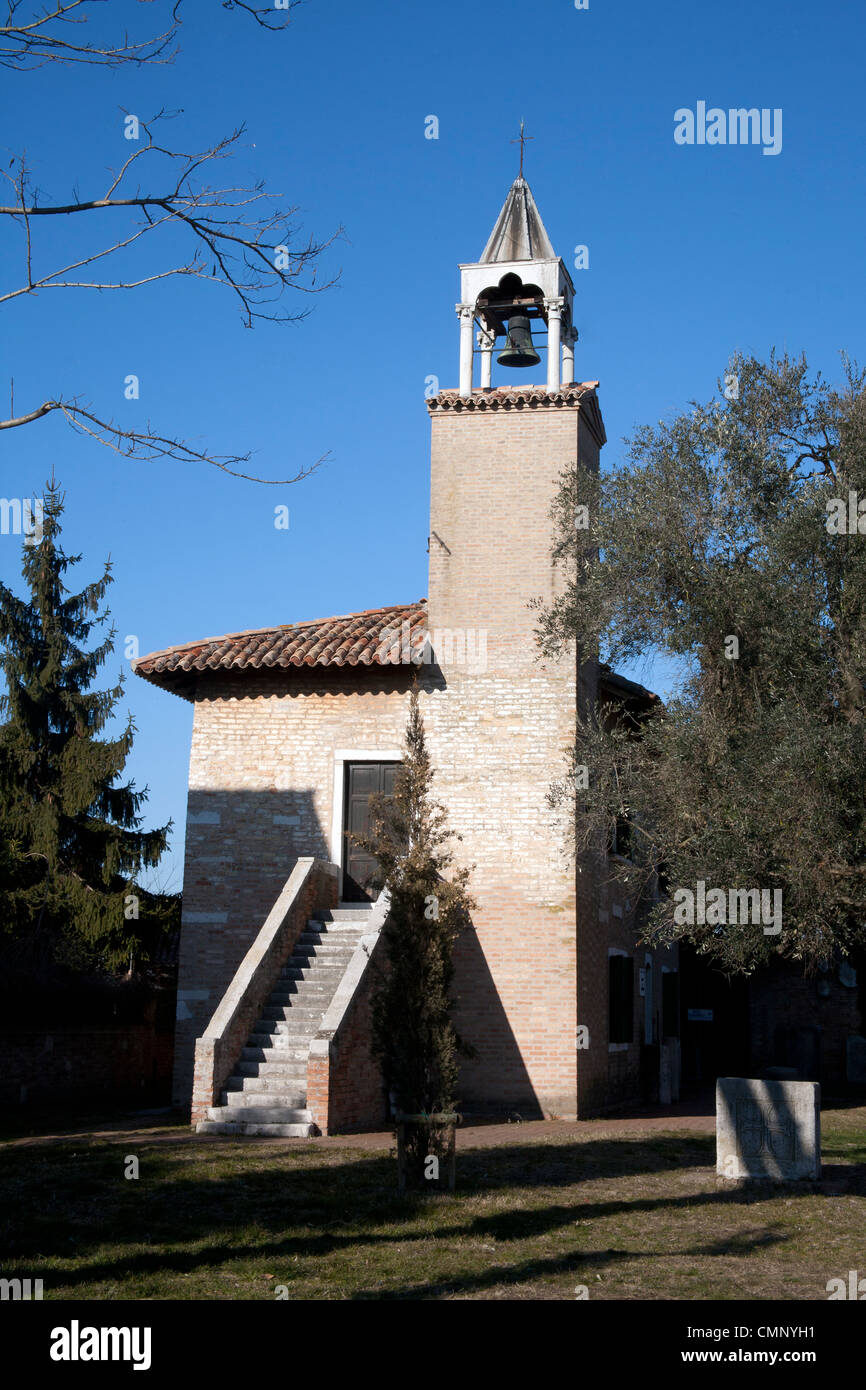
[1,1130,856,1296]
[346,1227,796,1300]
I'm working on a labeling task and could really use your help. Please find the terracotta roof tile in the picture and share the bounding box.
[427,382,599,412]
[133,601,427,700]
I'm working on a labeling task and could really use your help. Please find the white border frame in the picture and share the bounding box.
[330,748,403,880]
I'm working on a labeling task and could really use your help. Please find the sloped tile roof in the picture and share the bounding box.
[427,382,599,412]
[133,601,427,701]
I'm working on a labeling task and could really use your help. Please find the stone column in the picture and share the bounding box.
[457,304,475,398]
[545,298,564,394]
[477,327,495,389]
[562,327,578,386]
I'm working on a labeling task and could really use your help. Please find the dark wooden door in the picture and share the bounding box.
[343,761,399,901]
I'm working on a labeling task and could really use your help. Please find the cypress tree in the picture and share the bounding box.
[354,683,475,1154]
[0,480,170,971]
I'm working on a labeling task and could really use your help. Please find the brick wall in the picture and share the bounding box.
[171,389,622,1121]
[173,667,414,1106]
[0,1021,174,1108]
[749,962,861,1084]
[425,395,602,1118]
[574,853,679,1115]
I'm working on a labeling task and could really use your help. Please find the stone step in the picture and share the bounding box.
[292,941,361,954]
[235,1060,309,1079]
[302,934,368,945]
[249,1039,311,1055]
[265,1003,324,1016]
[223,1077,307,1101]
[259,1010,323,1027]
[270,979,332,995]
[282,959,350,972]
[276,979,343,997]
[266,990,331,1005]
[281,964,345,981]
[222,1092,307,1110]
[278,970,336,983]
[314,906,375,921]
[243,1043,308,1061]
[298,947,362,958]
[277,974,337,984]
[309,924,367,933]
[237,1067,307,1084]
[263,1006,328,1022]
[276,968,343,981]
[263,1008,320,1022]
[261,1023,325,1045]
[261,1006,325,1017]
[197,1119,317,1138]
[266,1001,327,1016]
[247,1030,310,1048]
[278,976,344,993]
[240,1063,307,1080]
[291,942,358,957]
[208,1103,312,1123]
[266,989,331,1003]
[217,1097,313,1120]
[304,922,369,935]
[298,930,364,946]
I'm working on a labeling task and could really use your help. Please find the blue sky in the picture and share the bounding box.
[2,0,864,891]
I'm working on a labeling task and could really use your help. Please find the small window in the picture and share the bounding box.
[609,954,634,1044]
[662,971,680,1038]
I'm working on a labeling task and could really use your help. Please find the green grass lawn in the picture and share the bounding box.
[1,1108,865,1300]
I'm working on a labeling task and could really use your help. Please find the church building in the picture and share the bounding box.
[134,174,683,1134]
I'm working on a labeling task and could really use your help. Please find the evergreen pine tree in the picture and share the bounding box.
[0,480,170,971]
[354,683,475,1128]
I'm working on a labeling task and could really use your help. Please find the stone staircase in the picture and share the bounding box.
[196,905,373,1137]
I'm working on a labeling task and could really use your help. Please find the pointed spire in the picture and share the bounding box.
[479,177,556,264]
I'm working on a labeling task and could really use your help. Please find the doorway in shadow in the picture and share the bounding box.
[678,943,749,1088]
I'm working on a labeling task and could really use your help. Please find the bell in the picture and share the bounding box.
[497,314,541,369]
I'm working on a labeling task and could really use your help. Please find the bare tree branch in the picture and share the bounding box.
[221,0,299,29]
[1,115,342,323]
[0,399,54,429]
[0,397,329,484]
[1,0,298,70]
[3,6,334,482]
[0,0,182,69]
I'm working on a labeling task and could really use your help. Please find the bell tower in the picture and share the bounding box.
[427,172,604,669]
[422,170,606,1121]
[456,176,577,397]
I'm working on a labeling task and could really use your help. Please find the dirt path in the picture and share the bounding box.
[0,1099,722,1151]
[5,1094,861,1152]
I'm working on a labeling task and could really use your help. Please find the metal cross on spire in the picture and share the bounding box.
[511,119,534,178]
